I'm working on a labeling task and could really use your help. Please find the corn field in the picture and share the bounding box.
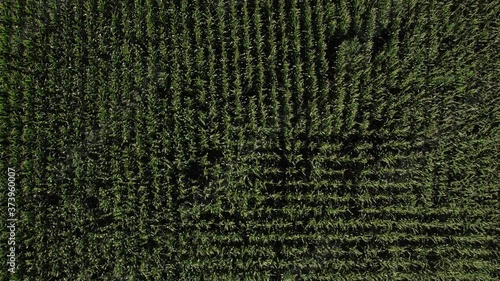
[0,0,499,280]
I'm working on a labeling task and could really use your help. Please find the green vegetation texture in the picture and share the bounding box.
[0,0,499,280]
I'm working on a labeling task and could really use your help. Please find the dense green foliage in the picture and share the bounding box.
[1,0,499,280]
